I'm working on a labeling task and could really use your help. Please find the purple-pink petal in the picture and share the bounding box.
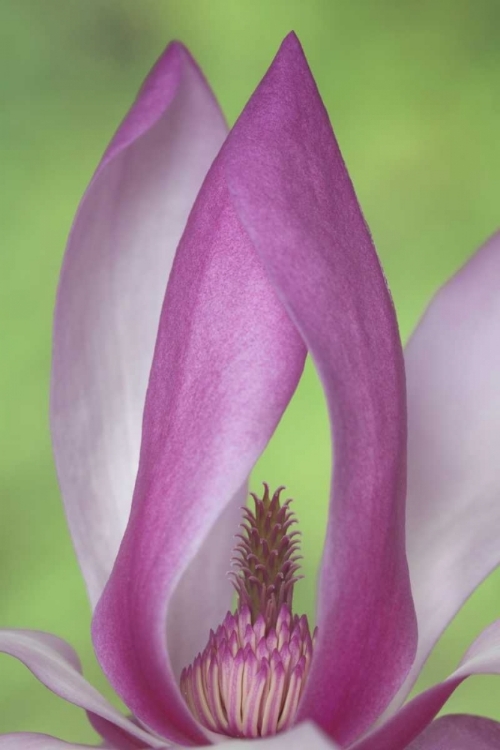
[406,715,500,750]
[0,631,160,749]
[51,41,228,609]
[382,230,500,713]
[92,43,307,745]
[86,715,149,750]
[353,619,500,750]
[223,33,417,744]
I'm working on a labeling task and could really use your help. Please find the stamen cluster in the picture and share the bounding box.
[180,485,316,738]
[180,604,314,737]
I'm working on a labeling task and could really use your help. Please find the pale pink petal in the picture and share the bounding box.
[382,230,500,713]
[224,33,416,744]
[353,620,500,750]
[92,39,310,747]
[0,631,160,749]
[51,41,228,609]
[217,723,340,749]
[0,736,113,749]
[407,715,500,750]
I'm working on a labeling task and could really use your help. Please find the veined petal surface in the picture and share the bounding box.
[92,40,308,746]
[51,42,228,609]
[353,619,500,750]
[407,715,500,750]
[0,631,161,749]
[224,34,416,744]
[385,231,500,710]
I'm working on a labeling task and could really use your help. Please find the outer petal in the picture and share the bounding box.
[353,620,500,750]
[384,230,500,710]
[407,715,500,750]
[51,41,228,608]
[0,631,161,749]
[224,34,417,744]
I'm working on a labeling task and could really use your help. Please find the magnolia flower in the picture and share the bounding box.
[1,32,500,750]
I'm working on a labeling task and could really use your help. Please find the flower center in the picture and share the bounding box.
[180,484,316,738]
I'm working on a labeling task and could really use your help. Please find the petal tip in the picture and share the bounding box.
[281,30,302,48]
[277,31,308,66]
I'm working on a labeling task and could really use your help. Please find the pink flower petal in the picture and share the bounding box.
[407,715,500,750]
[93,32,418,745]
[0,630,160,749]
[92,40,309,747]
[86,715,148,750]
[353,619,500,750]
[224,33,417,744]
[51,41,228,609]
[382,231,500,713]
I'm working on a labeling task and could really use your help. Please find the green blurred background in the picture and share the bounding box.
[1,0,499,743]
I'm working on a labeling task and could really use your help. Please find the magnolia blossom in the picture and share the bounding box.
[2,32,500,750]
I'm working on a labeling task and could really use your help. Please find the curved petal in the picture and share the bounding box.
[407,715,500,750]
[218,723,340,749]
[224,33,417,744]
[0,736,111,749]
[383,230,500,711]
[51,41,228,609]
[0,631,161,749]
[92,40,309,745]
[353,620,500,750]
[86,715,149,750]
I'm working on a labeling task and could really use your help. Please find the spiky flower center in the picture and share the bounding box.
[230,485,302,630]
[180,485,316,739]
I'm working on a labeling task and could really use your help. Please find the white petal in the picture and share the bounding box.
[387,231,500,709]
[0,735,112,750]
[51,43,228,608]
[0,630,161,748]
[210,723,340,749]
